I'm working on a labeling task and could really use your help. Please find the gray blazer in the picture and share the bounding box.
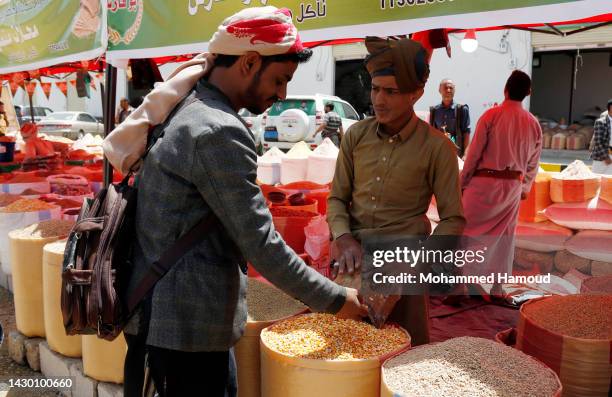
[126,80,345,352]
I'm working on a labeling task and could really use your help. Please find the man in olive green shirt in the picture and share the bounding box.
[328,37,465,345]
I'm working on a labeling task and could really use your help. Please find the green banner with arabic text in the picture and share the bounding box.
[0,0,105,74]
[107,0,609,59]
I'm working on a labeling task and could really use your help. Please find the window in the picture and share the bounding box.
[23,107,48,117]
[268,99,316,116]
[331,101,346,118]
[342,103,360,120]
[45,112,76,121]
[78,114,97,123]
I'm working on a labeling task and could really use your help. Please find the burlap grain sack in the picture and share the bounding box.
[590,261,612,277]
[554,250,591,274]
[514,247,554,272]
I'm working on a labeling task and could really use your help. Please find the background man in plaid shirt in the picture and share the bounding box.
[591,99,612,175]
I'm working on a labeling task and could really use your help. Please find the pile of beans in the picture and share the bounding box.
[383,337,560,397]
[261,313,408,360]
[12,220,74,239]
[522,294,611,339]
[0,193,20,207]
[247,278,306,322]
[0,199,56,213]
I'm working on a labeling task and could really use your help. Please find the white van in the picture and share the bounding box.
[261,94,360,151]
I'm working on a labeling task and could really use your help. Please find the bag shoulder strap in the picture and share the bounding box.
[131,92,199,175]
[126,91,214,313]
[127,213,218,312]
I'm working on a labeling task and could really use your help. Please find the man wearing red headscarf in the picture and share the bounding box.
[122,7,365,396]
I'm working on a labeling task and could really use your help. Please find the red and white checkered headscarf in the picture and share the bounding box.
[209,6,304,56]
[103,6,305,175]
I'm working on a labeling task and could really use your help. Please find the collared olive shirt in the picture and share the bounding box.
[327,115,465,241]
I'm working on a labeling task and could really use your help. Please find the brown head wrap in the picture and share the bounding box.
[364,37,430,93]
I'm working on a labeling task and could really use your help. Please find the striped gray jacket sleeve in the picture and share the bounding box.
[190,123,346,313]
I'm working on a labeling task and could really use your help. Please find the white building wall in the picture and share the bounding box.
[287,46,335,96]
[416,30,533,130]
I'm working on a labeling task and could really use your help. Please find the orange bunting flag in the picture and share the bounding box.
[69,80,77,87]
[40,82,52,99]
[56,81,68,96]
[9,80,20,96]
[25,81,37,96]
[90,80,97,90]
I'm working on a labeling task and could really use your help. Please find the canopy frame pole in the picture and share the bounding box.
[568,51,577,125]
[103,64,117,187]
[564,21,612,35]
[545,23,565,36]
[501,25,561,35]
[27,80,35,123]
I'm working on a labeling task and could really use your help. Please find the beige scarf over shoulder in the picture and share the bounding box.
[102,53,215,175]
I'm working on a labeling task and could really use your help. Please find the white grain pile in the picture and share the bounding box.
[382,336,559,397]
[285,141,312,158]
[559,160,596,179]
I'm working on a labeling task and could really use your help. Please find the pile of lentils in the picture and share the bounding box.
[383,337,560,397]
[247,278,307,322]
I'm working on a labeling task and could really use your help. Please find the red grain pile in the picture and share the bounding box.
[523,295,612,339]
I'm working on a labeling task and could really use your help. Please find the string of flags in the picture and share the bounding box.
[2,72,103,98]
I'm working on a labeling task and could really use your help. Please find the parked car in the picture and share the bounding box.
[238,108,264,147]
[37,111,103,140]
[261,94,360,151]
[14,105,54,125]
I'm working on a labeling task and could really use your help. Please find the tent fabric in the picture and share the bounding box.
[429,297,519,343]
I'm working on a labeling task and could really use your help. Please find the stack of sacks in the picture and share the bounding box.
[280,142,312,185]
[306,138,339,184]
[542,129,553,149]
[257,147,285,185]
[544,162,612,275]
[544,196,612,231]
[515,221,573,253]
[550,160,600,203]
[514,221,573,273]
[564,230,612,276]
[519,171,552,223]
[566,131,586,150]
[550,132,567,150]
